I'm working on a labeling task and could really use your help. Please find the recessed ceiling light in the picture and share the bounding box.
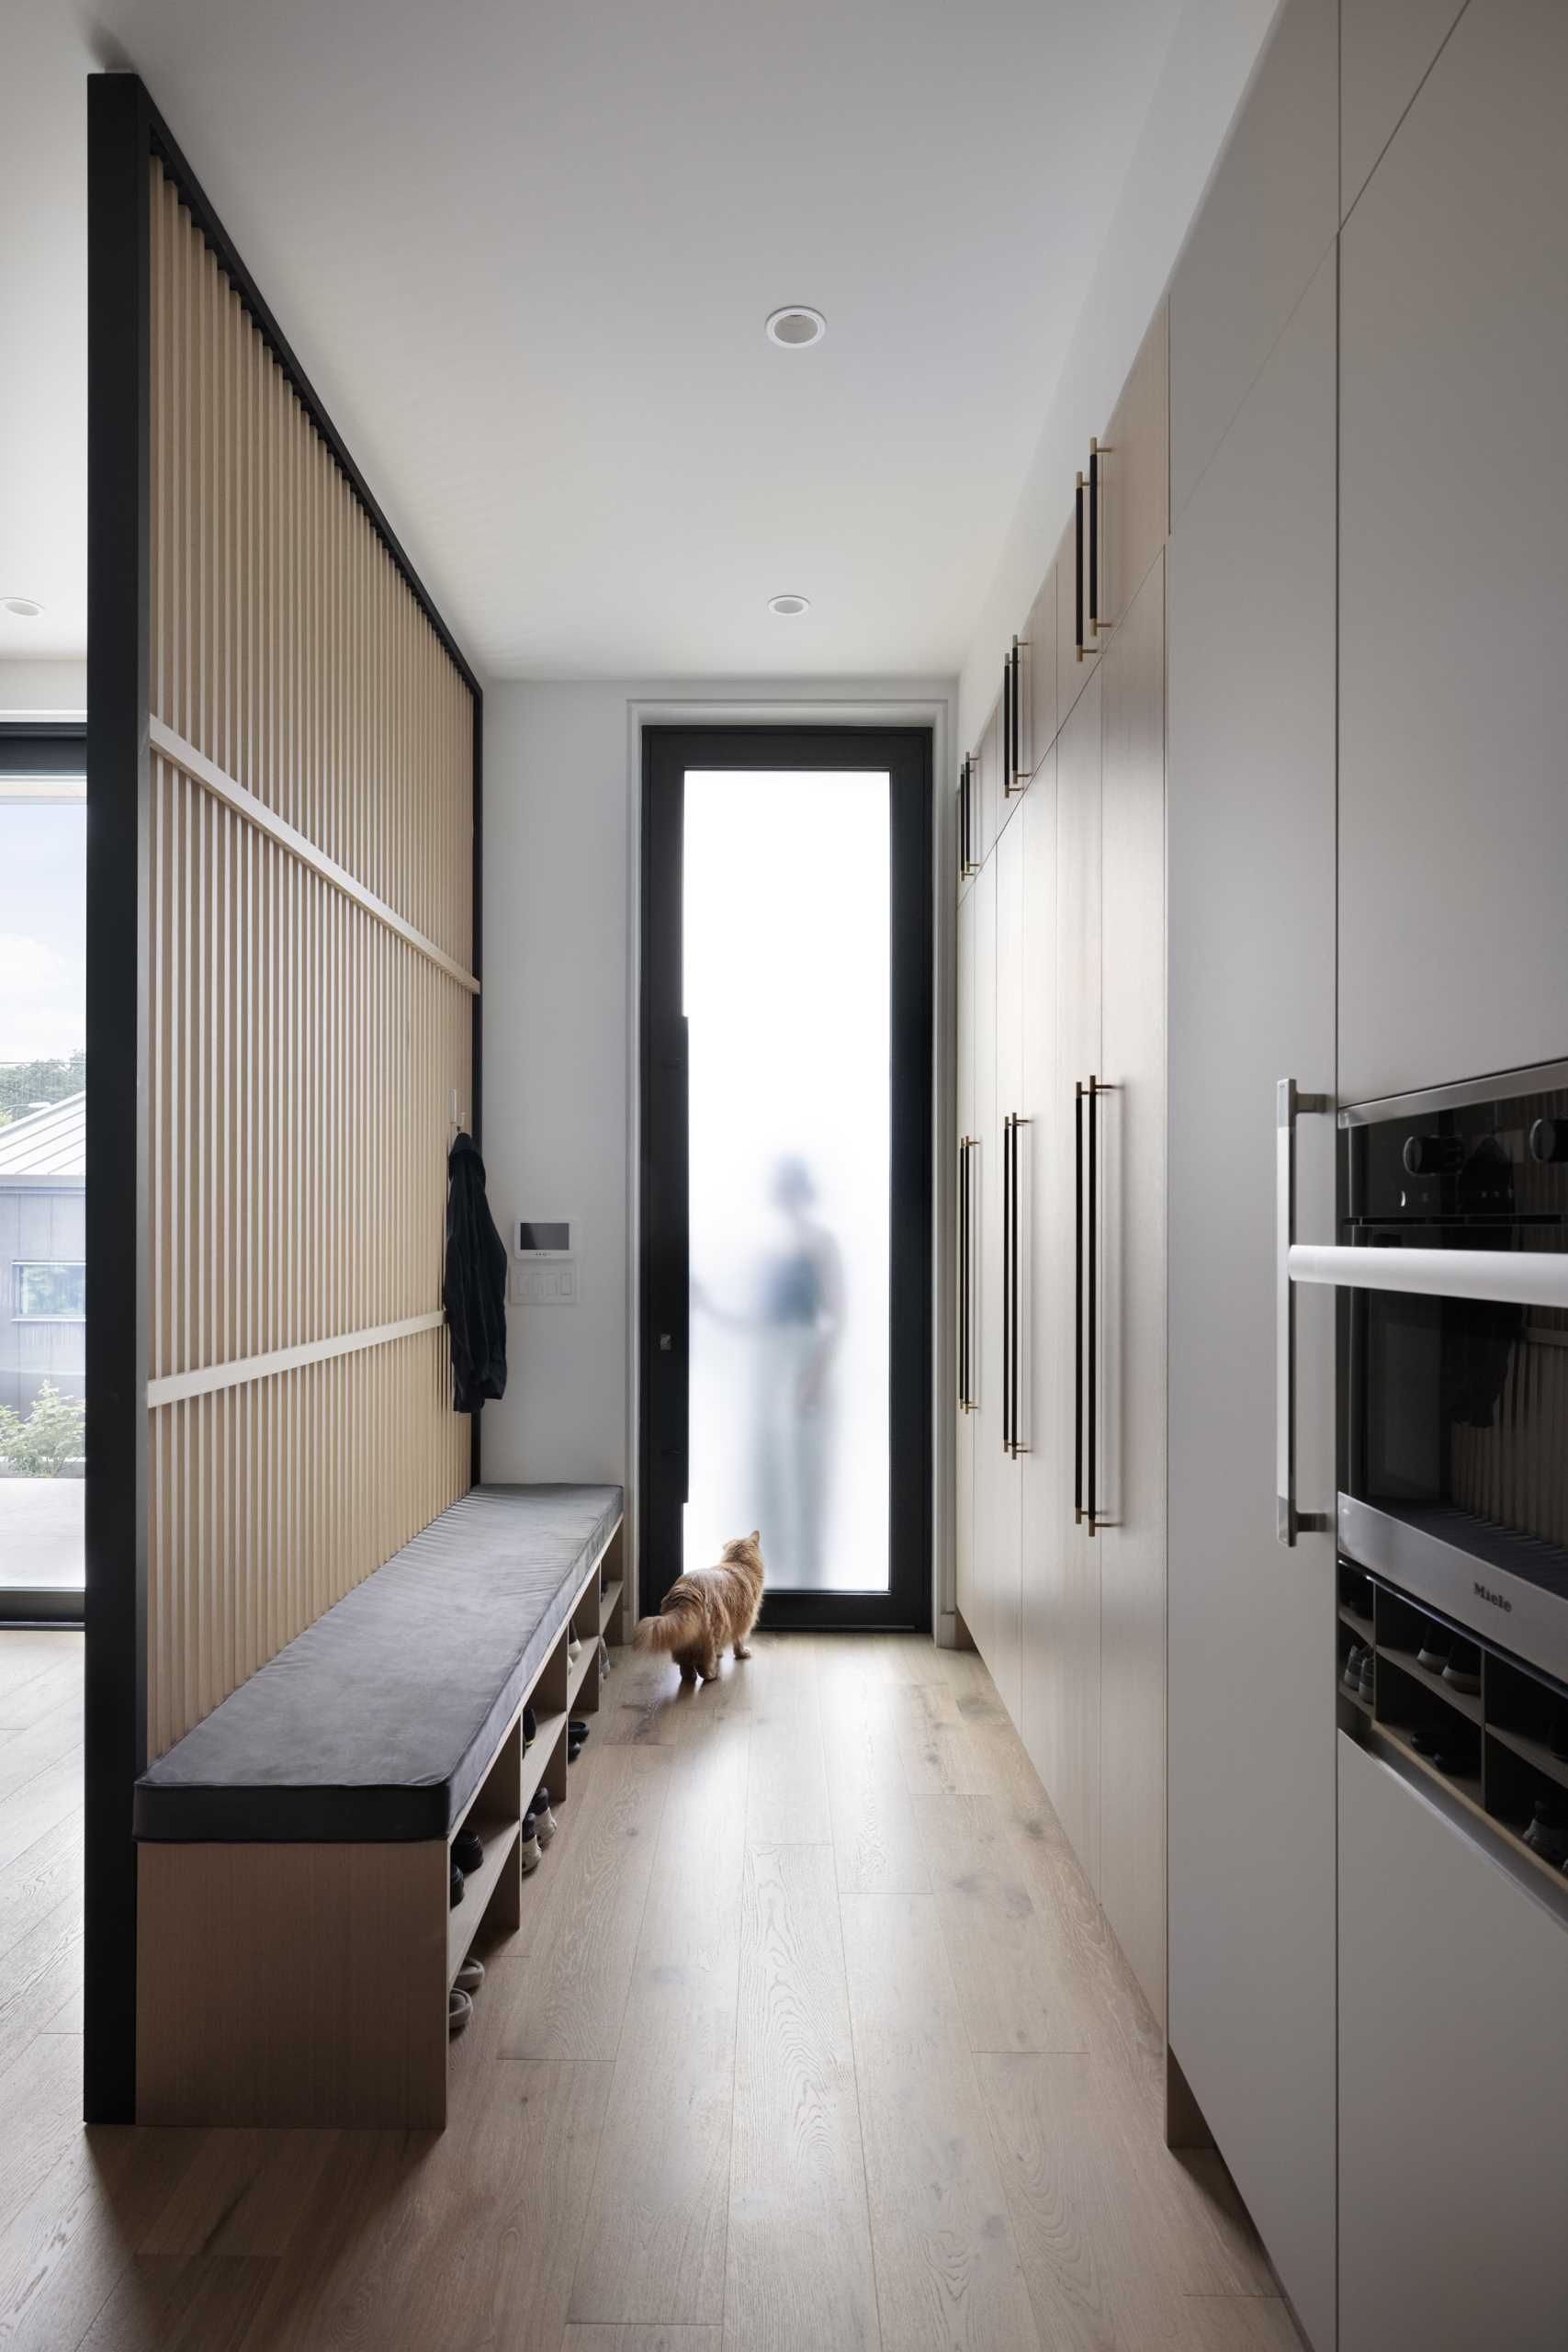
[767,594,811,618]
[764,306,826,349]
[2,597,44,619]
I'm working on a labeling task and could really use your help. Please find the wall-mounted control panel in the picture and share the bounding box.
[512,1218,577,1306]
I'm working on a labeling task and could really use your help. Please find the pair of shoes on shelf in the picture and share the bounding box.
[449,1859,465,1908]
[1522,1794,1568,1868]
[449,1954,486,2036]
[524,1703,537,1752]
[1443,1639,1481,1696]
[1342,1644,1368,1696]
[521,1782,559,1874]
[453,1826,484,1876]
[568,1716,591,1763]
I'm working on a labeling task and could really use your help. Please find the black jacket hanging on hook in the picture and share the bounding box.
[444,1131,508,1413]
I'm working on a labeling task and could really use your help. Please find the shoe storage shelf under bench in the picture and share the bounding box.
[134,1485,625,2131]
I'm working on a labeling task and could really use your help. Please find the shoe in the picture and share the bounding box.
[520,1813,542,1873]
[524,1704,537,1751]
[448,1988,473,2036]
[599,1638,612,1675]
[1358,1653,1375,1702]
[456,1955,485,1995]
[450,1860,465,1908]
[534,1784,558,1846]
[1416,1625,1451,1673]
[1341,1644,1366,1694]
[570,1718,591,1743]
[568,1632,582,1660]
[568,1738,583,1763]
[1522,1795,1568,1868]
[453,1827,484,1875]
[1443,1641,1481,1695]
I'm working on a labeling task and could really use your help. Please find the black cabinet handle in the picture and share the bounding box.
[1005,1113,1030,1455]
[1088,438,1101,639]
[1086,1074,1099,1534]
[1074,474,1086,664]
[1006,668,1020,804]
[1004,637,1029,793]
[1006,1110,1020,1439]
[1074,1080,1085,1519]
[1085,1076,1117,1534]
[959,1136,977,1410]
[960,755,979,876]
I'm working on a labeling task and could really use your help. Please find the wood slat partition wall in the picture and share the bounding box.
[141,157,476,1755]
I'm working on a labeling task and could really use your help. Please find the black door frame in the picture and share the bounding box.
[0,725,88,1628]
[638,724,932,1633]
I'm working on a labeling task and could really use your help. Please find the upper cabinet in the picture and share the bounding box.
[1097,304,1168,639]
[1055,499,1098,730]
[1340,0,1467,219]
[1023,559,1056,780]
[1338,0,1568,1102]
[1168,0,1337,525]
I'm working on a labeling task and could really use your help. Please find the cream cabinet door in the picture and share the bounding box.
[1340,0,1467,218]
[1096,552,1167,2020]
[1023,560,1056,780]
[1051,673,1103,1890]
[1019,748,1063,1800]
[955,880,977,1634]
[968,854,998,1666]
[1339,0,1568,1102]
[1097,304,1168,639]
[1167,251,1338,2352]
[980,810,1026,1719]
[1168,0,1337,526]
[1339,1737,1568,2352]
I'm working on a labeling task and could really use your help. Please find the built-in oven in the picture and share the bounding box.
[1301,1064,1568,1682]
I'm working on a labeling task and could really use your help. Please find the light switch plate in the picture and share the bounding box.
[512,1259,578,1306]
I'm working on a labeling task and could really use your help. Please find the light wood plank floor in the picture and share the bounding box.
[0,1626,1302,2351]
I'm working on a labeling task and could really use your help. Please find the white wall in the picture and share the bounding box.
[479,677,956,1605]
[957,0,1281,743]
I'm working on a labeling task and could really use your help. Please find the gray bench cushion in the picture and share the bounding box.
[133,1483,622,1844]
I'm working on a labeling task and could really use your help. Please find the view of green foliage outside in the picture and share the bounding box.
[0,1048,85,1126]
[0,1382,86,1476]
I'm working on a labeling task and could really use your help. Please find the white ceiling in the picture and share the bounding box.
[1,0,1265,682]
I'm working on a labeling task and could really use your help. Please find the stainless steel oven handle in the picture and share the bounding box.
[1290,1242,1568,1312]
[1277,1078,1333,1548]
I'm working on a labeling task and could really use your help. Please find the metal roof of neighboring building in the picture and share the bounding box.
[0,1091,85,1182]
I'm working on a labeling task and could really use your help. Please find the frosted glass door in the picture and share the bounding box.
[683,769,890,1591]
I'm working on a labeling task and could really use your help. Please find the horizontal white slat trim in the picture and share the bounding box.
[1289,1243,1568,1312]
[147,716,479,996]
[146,1311,447,1407]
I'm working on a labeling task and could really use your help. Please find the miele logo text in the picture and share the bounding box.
[1473,1580,1513,1613]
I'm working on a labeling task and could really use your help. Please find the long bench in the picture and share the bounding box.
[133,1482,625,2128]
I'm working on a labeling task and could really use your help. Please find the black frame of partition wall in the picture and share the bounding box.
[85,71,483,2123]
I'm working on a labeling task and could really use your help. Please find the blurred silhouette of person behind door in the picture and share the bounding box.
[694,1154,843,1588]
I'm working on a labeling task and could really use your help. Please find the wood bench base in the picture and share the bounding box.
[136,1518,622,2127]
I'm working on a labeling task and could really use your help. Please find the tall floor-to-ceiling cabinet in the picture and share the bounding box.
[956,5,1568,2346]
[956,302,1169,2020]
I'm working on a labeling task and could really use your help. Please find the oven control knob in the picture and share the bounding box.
[1529,1116,1568,1164]
[1402,1133,1464,1177]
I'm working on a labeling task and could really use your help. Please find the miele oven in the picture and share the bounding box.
[1301,1063,1568,1683]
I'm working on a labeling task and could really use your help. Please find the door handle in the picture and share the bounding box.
[1074,1081,1085,1520]
[1277,1078,1333,1546]
[1085,1076,1115,1533]
[959,1136,978,1410]
[1088,437,1107,639]
[1074,473,1086,664]
[1005,1113,1030,1455]
[1004,639,1029,795]
[1001,1114,1012,1450]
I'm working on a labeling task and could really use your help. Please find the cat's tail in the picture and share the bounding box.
[633,1595,705,1654]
